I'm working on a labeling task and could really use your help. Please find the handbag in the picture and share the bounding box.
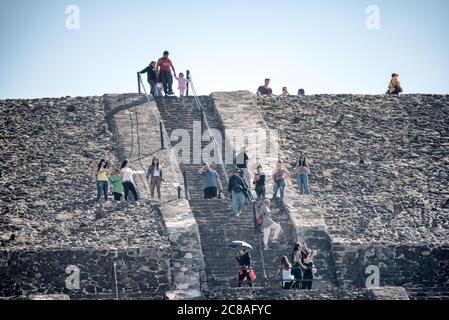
[248,269,257,281]
[256,213,263,226]
[256,206,264,225]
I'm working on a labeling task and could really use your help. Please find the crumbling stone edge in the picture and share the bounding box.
[103,94,206,300]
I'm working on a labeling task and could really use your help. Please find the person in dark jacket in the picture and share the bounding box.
[228,168,248,217]
[139,61,157,96]
[291,242,306,289]
[236,246,253,287]
[302,250,317,290]
[253,164,266,200]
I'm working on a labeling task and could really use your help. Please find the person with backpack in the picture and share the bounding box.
[228,168,248,217]
[156,51,176,95]
[257,199,282,250]
[139,61,157,96]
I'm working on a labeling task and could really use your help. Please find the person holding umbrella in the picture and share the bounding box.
[236,245,253,288]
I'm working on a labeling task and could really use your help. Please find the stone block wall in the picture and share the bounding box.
[0,246,170,298]
[332,243,449,299]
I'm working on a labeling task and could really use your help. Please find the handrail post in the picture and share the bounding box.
[182,170,190,200]
[160,121,165,150]
[186,70,190,96]
[137,72,141,94]
[252,200,258,234]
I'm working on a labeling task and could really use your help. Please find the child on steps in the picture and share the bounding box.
[174,72,188,97]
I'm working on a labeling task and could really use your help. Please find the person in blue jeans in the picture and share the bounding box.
[228,168,247,217]
[272,160,290,200]
[93,159,110,202]
[295,155,310,195]
[139,61,157,96]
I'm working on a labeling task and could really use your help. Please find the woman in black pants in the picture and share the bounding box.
[291,242,306,289]
[302,250,317,290]
[236,247,253,287]
[120,160,139,204]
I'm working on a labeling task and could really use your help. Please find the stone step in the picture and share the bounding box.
[155,95,302,289]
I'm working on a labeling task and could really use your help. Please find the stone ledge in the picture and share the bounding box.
[104,94,206,299]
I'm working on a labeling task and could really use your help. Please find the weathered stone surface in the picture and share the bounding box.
[155,95,298,292]
[0,95,174,299]
[254,94,449,244]
[0,96,168,249]
[204,287,383,300]
[253,93,449,299]
[212,91,337,290]
[104,94,205,299]
[368,287,410,300]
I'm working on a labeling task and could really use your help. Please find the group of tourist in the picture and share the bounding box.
[277,243,317,290]
[92,156,165,207]
[257,78,305,97]
[139,51,189,97]
[198,150,312,216]
[236,241,317,290]
[256,73,403,96]
[195,149,316,288]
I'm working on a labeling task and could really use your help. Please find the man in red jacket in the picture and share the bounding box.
[156,51,176,96]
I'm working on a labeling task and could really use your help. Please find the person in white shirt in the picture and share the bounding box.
[277,256,295,289]
[146,157,164,200]
[120,159,139,204]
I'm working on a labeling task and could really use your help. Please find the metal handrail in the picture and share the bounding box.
[137,73,183,199]
[188,73,229,183]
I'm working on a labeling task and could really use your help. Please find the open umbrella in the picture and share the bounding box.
[229,240,253,250]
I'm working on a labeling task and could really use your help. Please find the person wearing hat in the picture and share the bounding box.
[146,156,164,200]
[139,61,157,96]
[387,73,403,95]
[228,167,248,217]
[156,51,176,95]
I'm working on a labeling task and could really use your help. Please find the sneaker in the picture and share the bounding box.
[264,246,271,250]
[235,212,241,217]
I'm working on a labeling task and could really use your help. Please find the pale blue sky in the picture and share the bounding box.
[1,0,448,98]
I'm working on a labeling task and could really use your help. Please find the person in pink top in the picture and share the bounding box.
[174,72,188,97]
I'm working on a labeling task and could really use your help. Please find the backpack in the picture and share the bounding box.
[232,177,244,193]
